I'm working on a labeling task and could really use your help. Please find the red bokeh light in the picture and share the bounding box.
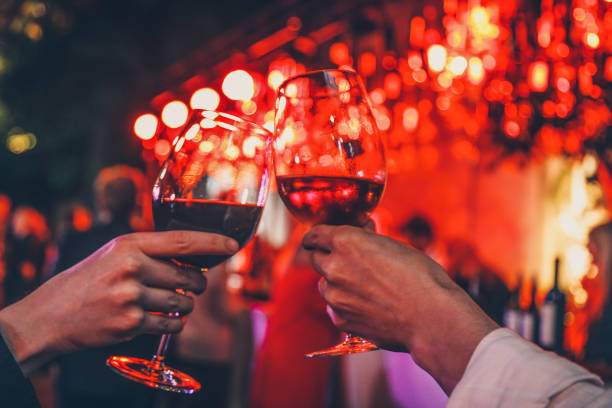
[133,113,158,140]
[359,52,377,77]
[190,88,220,111]
[330,42,350,66]
[529,61,549,92]
[222,70,255,100]
[154,139,171,160]
[384,73,402,99]
[161,101,189,128]
[504,120,520,138]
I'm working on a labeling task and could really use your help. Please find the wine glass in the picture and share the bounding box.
[273,69,387,357]
[107,110,271,393]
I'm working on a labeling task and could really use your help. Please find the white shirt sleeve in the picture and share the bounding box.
[447,328,612,407]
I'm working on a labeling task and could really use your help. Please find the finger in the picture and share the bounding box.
[132,230,239,258]
[302,225,336,252]
[140,258,207,294]
[139,287,194,315]
[309,249,332,279]
[140,312,184,334]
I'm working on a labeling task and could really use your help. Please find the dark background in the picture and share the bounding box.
[0,0,278,212]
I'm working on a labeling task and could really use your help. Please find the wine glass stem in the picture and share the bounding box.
[153,333,172,366]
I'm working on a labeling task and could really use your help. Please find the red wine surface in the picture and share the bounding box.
[153,198,262,269]
[277,175,384,226]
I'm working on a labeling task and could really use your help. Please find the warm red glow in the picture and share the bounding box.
[374,106,391,131]
[528,61,549,92]
[448,56,467,76]
[161,101,189,128]
[222,70,255,100]
[72,207,92,232]
[407,52,423,70]
[384,73,402,99]
[436,95,451,111]
[556,43,570,58]
[382,54,397,71]
[427,45,447,73]
[359,52,377,77]
[410,16,426,47]
[573,8,586,22]
[605,57,612,81]
[483,54,496,70]
[370,88,386,105]
[467,57,484,84]
[133,113,158,140]
[585,33,600,49]
[330,42,350,66]
[537,14,553,48]
[267,70,286,90]
[556,77,570,93]
[154,139,171,160]
[542,100,556,117]
[504,120,520,138]
[413,69,427,83]
[190,88,220,111]
[403,107,419,132]
[241,100,257,115]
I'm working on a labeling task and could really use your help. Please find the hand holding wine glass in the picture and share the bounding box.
[107,111,271,392]
[273,69,386,357]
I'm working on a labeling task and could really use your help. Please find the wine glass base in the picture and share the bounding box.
[106,356,201,394]
[305,337,379,358]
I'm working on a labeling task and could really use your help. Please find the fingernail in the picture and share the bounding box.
[225,239,239,252]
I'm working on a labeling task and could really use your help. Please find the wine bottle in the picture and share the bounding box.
[503,275,521,332]
[520,276,539,343]
[539,258,566,353]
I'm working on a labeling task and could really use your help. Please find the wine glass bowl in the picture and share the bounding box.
[107,110,271,392]
[152,110,271,270]
[273,69,386,357]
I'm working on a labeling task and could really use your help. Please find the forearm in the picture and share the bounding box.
[0,295,58,376]
[405,281,499,394]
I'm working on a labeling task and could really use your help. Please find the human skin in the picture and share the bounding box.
[302,225,498,394]
[0,230,238,376]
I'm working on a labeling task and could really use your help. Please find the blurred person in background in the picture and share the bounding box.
[446,239,509,325]
[249,224,340,408]
[52,165,158,408]
[399,214,447,268]
[3,206,50,306]
[582,221,612,382]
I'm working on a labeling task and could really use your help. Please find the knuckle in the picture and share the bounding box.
[118,282,142,305]
[170,230,192,254]
[123,307,145,331]
[122,255,142,277]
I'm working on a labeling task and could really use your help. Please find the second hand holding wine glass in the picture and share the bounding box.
[107,111,271,392]
[273,69,387,358]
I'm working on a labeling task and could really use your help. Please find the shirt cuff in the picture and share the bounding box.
[447,328,602,408]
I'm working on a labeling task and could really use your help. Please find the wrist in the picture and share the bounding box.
[0,297,59,376]
[405,280,498,394]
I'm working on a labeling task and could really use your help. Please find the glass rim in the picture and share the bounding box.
[276,68,360,96]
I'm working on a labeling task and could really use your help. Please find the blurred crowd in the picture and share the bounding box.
[1,166,611,408]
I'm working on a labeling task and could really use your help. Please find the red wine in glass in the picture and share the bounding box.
[277,175,384,226]
[107,110,271,393]
[153,198,263,269]
[273,69,387,358]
